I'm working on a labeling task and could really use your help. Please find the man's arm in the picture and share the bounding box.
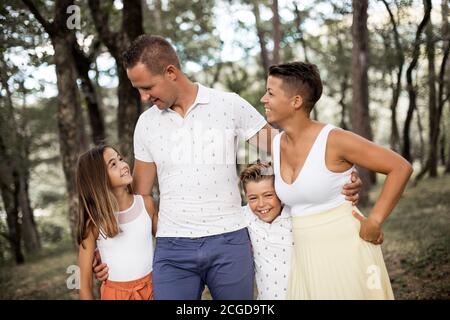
[344,171,363,205]
[248,123,277,157]
[132,160,157,196]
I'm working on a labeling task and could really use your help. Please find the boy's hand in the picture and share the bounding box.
[352,212,384,245]
[343,170,362,205]
[92,249,109,282]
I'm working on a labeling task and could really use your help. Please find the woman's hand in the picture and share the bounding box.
[352,211,384,245]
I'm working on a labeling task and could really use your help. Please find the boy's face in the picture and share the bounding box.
[245,179,282,224]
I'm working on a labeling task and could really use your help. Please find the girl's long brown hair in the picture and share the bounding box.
[76,145,132,247]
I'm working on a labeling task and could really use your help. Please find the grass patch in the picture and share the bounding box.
[367,175,450,299]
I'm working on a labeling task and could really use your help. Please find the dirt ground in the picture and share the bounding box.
[1,175,449,300]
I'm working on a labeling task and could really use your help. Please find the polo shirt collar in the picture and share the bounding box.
[194,83,210,105]
[159,82,210,114]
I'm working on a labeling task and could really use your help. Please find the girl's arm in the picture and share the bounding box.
[142,195,158,237]
[330,129,413,240]
[78,230,97,300]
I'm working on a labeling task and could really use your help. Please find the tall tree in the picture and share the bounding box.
[250,0,270,78]
[20,1,105,146]
[72,40,106,145]
[0,20,42,254]
[0,67,26,264]
[246,0,282,78]
[88,0,144,161]
[416,6,441,181]
[437,0,450,174]
[351,0,373,205]
[403,0,431,162]
[425,9,438,177]
[0,165,24,264]
[22,0,88,244]
[293,2,310,63]
[381,0,403,152]
[271,0,281,65]
[15,83,41,253]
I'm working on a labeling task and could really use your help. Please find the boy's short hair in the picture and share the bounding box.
[240,161,274,193]
[122,34,181,75]
[268,61,322,112]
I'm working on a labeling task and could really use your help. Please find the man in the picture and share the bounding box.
[93,35,362,300]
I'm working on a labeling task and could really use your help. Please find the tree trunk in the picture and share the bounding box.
[0,124,25,264]
[293,2,309,63]
[339,75,349,130]
[403,0,431,162]
[440,131,446,165]
[22,0,89,246]
[53,5,88,245]
[18,171,41,252]
[416,108,426,168]
[337,35,349,130]
[251,0,270,78]
[381,0,403,152]
[88,0,144,161]
[417,11,438,181]
[425,15,438,177]
[0,56,41,254]
[446,128,450,173]
[0,107,24,263]
[438,0,450,174]
[72,44,106,145]
[271,0,281,65]
[0,176,24,264]
[351,0,373,205]
[150,0,162,34]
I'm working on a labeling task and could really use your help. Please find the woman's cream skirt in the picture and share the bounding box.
[287,202,394,300]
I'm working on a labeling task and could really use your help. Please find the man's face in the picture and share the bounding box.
[126,62,176,110]
[245,179,282,224]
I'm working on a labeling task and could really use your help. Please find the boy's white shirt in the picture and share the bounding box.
[242,205,293,300]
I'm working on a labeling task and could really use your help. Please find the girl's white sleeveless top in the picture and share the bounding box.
[273,124,355,217]
[96,195,153,281]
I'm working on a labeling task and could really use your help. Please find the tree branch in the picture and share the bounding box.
[88,0,118,55]
[21,0,54,37]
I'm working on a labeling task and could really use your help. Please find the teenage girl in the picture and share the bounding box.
[77,145,157,300]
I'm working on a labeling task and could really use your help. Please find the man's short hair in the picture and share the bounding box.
[268,62,323,112]
[122,35,181,75]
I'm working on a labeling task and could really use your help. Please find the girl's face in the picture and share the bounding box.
[103,147,133,189]
[245,179,282,224]
[260,76,295,127]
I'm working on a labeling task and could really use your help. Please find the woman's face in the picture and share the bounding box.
[103,147,133,189]
[260,76,295,127]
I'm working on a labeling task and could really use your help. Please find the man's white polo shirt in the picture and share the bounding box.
[243,205,293,300]
[134,83,267,238]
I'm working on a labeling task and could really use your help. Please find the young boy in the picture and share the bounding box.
[240,161,293,300]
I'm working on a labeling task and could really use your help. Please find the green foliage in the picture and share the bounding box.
[145,0,223,74]
[37,220,65,244]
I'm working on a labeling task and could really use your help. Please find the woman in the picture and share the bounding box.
[260,62,413,299]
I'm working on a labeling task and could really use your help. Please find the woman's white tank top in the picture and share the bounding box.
[96,195,153,281]
[273,124,354,217]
